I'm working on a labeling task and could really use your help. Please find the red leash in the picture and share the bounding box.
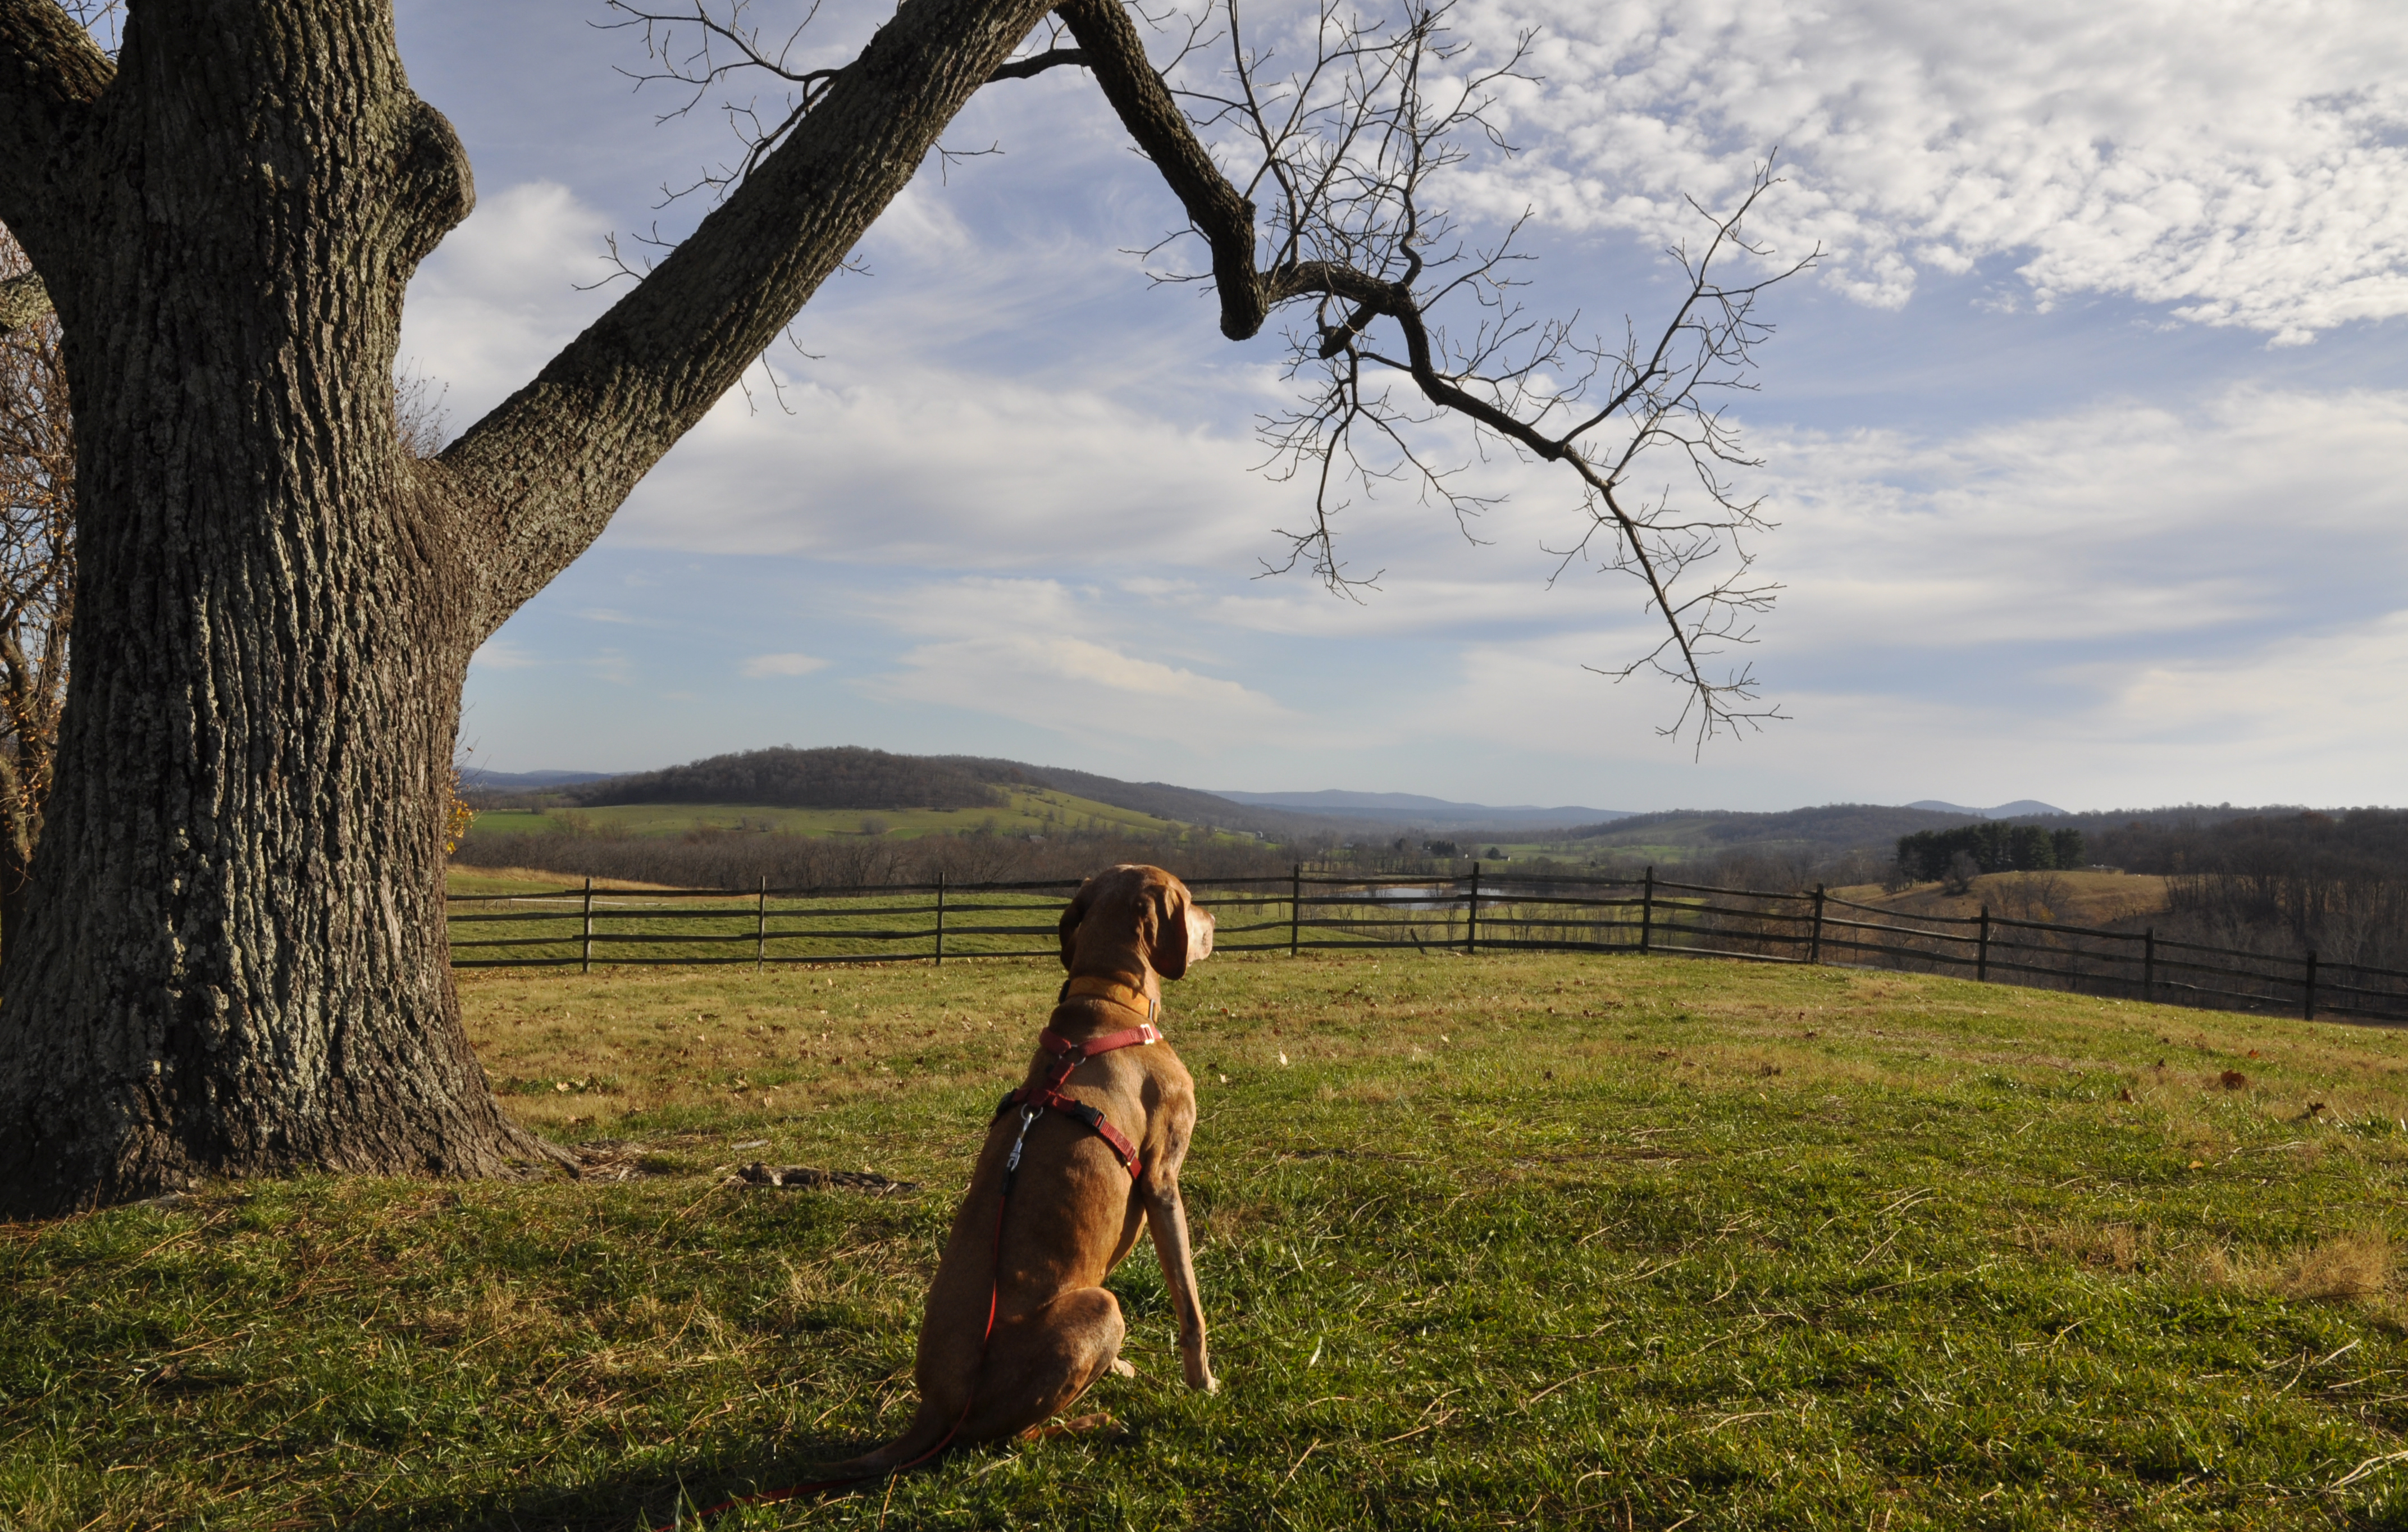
[650,1010,1160,1529]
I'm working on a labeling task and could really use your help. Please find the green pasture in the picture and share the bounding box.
[7,952,2408,1529]
[461,786,1201,847]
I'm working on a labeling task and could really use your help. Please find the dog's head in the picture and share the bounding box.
[1059,864,1216,981]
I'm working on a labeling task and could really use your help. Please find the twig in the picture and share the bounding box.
[1524,1365,1612,1407]
[2332,1447,2408,1490]
[1278,1437,1323,1487]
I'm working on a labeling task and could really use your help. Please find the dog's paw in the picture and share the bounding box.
[1109,1358,1137,1378]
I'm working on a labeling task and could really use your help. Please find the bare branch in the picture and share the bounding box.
[596,0,850,207]
[600,2,1094,210]
[1068,0,1815,747]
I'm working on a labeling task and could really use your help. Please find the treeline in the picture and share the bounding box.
[1897,824,2086,881]
[2083,809,2408,881]
[451,820,1302,891]
[559,746,1000,811]
[2090,809,2408,969]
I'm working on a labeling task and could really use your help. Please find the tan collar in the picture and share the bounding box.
[1061,974,1156,1019]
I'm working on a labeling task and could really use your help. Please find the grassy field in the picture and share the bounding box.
[7,952,2408,1529]
[462,785,1206,848]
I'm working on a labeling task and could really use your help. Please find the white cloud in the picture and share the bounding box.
[2104,609,2408,761]
[1238,383,2408,801]
[603,357,1288,566]
[856,578,1297,752]
[741,653,832,678]
[1759,385,2408,656]
[398,180,618,421]
[1444,0,2408,339]
[468,637,542,671]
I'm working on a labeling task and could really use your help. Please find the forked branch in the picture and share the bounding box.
[1064,0,1816,747]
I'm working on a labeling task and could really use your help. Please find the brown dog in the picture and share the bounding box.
[845,864,1219,1472]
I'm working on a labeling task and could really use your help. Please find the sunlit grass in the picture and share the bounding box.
[6,952,2408,1529]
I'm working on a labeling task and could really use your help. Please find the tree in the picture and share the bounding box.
[0,222,463,956]
[0,223,71,972]
[1898,824,2085,883]
[0,0,1805,1215]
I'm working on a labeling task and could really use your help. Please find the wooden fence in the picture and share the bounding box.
[445,866,2408,1027]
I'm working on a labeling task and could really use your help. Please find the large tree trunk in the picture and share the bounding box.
[0,0,1054,1216]
[0,0,554,1212]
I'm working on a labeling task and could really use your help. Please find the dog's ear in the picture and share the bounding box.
[1148,877,1215,981]
[1059,877,1100,970]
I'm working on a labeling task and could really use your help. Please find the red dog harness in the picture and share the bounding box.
[995,979,1162,1181]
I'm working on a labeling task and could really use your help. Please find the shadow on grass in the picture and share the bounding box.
[353,1431,891,1532]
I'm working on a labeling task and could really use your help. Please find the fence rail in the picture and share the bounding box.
[445,867,2408,1027]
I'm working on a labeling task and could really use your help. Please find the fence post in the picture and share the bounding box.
[1467,862,1480,955]
[756,875,768,970]
[1977,905,1990,983]
[1290,863,1302,957]
[1640,867,1654,955]
[2305,950,2318,1022]
[2144,928,2155,1002]
[1810,884,1825,965]
[581,876,594,975]
[935,875,947,966]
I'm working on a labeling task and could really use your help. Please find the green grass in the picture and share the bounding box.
[461,786,1206,848]
[7,954,2408,1529]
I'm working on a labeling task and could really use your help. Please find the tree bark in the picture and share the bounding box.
[0,0,1050,1216]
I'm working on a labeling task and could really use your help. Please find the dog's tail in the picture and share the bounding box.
[826,1401,962,1479]
[653,1407,957,1529]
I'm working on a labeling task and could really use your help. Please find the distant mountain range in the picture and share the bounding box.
[1213,789,1628,829]
[1907,799,2069,819]
[462,755,2087,840]
[461,751,2380,872]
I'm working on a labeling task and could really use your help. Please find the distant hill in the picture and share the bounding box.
[936,758,1340,837]
[462,768,617,794]
[1561,803,1983,858]
[1214,789,1628,829]
[1908,798,2069,818]
[571,746,998,811]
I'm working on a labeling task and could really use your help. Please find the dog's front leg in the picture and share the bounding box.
[1143,1178,1217,1393]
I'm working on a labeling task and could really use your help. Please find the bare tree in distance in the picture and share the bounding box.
[602,0,1816,746]
[0,0,1807,1215]
[0,224,71,967]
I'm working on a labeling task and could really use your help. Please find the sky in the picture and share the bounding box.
[392,0,2408,814]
